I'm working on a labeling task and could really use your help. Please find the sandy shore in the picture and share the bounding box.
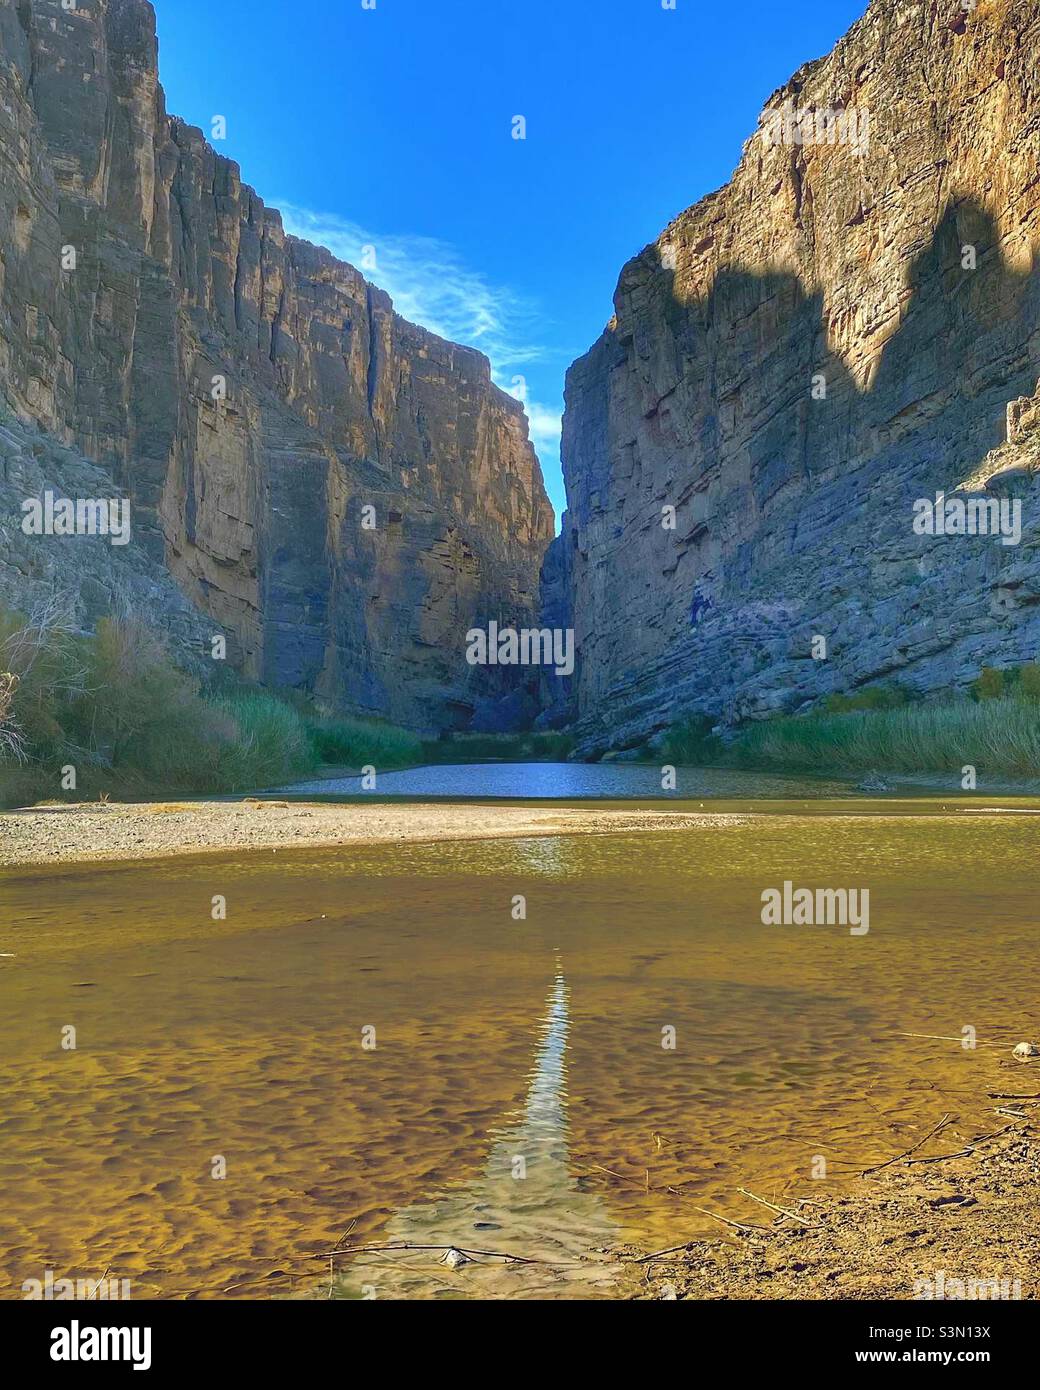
[0,798,750,868]
[629,1119,1039,1300]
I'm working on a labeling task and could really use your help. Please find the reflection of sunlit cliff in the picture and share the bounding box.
[332,966,623,1300]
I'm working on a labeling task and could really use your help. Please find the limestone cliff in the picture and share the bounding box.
[0,0,553,729]
[552,0,1040,755]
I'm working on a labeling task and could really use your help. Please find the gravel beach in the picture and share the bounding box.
[0,798,750,868]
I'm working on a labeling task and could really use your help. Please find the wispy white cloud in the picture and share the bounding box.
[276,202,562,481]
[523,401,564,456]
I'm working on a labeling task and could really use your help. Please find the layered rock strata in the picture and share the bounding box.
[0,0,553,729]
[551,0,1040,754]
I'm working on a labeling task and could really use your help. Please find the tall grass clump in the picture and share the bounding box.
[730,697,1040,776]
[660,714,722,765]
[819,682,912,715]
[420,730,575,763]
[0,602,320,803]
[211,691,318,787]
[73,617,231,783]
[305,715,422,769]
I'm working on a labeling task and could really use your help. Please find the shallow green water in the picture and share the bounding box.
[2,807,1038,1299]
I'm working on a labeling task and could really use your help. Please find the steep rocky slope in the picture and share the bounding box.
[551,0,1040,755]
[0,0,552,729]
[0,404,216,661]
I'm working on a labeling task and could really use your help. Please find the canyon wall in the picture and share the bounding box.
[0,0,553,729]
[552,0,1040,755]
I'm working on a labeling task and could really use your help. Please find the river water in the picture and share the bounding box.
[278,760,1040,800]
[3,801,1039,1299]
[278,762,859,799]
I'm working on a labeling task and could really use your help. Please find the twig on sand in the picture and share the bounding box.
[633,1241,698,1264]
[636,1200,761,1245]
[630,1206,765,1262]
[863,1116,1024,1175]
[898,1033,1008,1049]
[582,1162,640,1186]
[306,1241,543,1265]
[630,1200,772,1260]
[902,1145,975,1165]
[963,1120,1023,1147]
[577,1161,767,1234]
[861,1112,954,1175]
[678,1204,765,1235]
[737,1187,821,1228]
[331,1218,358,1251]
[222,1270,294,1294]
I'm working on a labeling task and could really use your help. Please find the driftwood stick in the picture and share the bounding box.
[737,1187,821,1227]
[898,1033,1007,1048]
[583,1162,641,1186]
[579,1161,768,1232]
[903,1146,975,1165]
[306,1241,542,1265]
[632,1241,697,1264]
[677,1203,764,1234]
[631,1200,768,1257]
[965,1121,1022,1146]
[331,1218,358,1251]
[884,1120,1022,1170]
[222,1271,295,1294]
[861,1112,953,1175]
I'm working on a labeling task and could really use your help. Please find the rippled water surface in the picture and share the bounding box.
[279,762,859,799]
[3,809,1039,1299]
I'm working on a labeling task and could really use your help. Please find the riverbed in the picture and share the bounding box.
[2,805,1037,1299]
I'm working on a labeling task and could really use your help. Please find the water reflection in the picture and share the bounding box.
[331,966,624,1299]
[278,761,857,800]
[509,836,572,877]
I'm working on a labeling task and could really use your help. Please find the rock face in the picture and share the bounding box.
[0,0,553,729]
[551,0,1040,755]
[0,406,217,665]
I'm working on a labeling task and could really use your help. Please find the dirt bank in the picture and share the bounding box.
[0,798,751,868]
[629,1117,1039,1300]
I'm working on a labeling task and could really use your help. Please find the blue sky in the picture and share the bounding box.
[153,0,867,523]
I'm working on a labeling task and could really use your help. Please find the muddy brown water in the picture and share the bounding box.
[2,805,1038,1299]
